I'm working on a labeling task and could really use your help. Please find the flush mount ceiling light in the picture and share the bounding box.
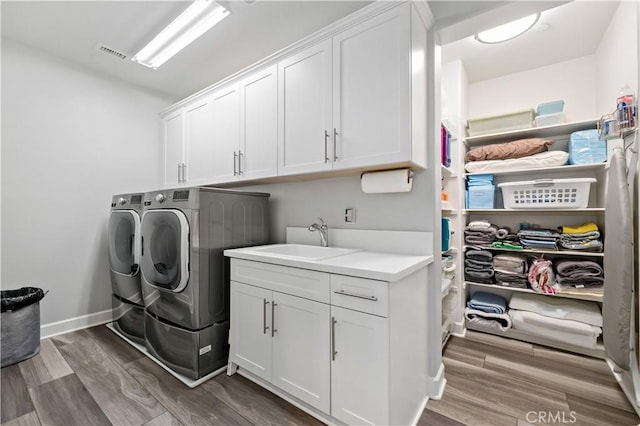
[132,0,230,69]
[475,13,540,44]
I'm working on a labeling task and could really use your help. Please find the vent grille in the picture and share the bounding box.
[96,44,127,60]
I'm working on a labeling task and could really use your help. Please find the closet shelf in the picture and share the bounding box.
[465,208,605,215]
[465,281,603,303]
[441,165,456,178]
[464,162,608,178]
[465,321,605,359]
[462,245,604,258]
[441,209,457,215]
[464,119,599,147]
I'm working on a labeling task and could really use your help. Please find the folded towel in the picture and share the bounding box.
[557,239,603,252]
[466,291,508,314]
[556,276,604,288]
[555,260,604,278]
[464,267,495,283]
[465,258,493,268]
[559,222,599,234]
[494,272,529,289]
[465,308,512,331]
[493,254,528,274]
[495,227,511,239]
[559,231,601,241]
[509,293,602,327]
[465,250,493,261]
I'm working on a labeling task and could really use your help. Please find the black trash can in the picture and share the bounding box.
[1,287,47,367]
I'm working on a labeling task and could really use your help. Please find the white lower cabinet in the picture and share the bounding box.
[230,280,330,412]
[228,258,428,425]
[331,305,389,425]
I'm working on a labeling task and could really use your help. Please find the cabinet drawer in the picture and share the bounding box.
[330,275,389,317]
[231,259,330,303]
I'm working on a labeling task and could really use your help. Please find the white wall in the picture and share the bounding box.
[595,0,638,114]
[235,170,433,244]
[468,55,598,122]
[1,39,174,328]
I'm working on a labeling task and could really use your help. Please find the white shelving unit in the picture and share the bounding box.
[458,119,608,358]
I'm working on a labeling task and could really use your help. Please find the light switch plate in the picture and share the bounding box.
[345,208,355,223]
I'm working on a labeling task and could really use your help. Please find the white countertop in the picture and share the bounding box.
[224,245,434,282]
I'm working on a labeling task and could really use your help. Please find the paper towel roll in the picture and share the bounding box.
[361,169,413,194]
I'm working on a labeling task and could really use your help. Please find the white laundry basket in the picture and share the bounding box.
[498,178,596,209]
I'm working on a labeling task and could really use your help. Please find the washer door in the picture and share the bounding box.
[108,210,141,276]
[141,209,189,293]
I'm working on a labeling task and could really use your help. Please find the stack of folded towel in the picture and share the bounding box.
[464,220,498,246]
[557,222,603,252]
[555,260,604,291]
[464,249,494,283]
[465,292,512,331]
[517,228,561,250]
[508,293,602,349]
[492,254,529,288]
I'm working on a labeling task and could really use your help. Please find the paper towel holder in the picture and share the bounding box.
[360,168,414,183]
[360,168,414,194]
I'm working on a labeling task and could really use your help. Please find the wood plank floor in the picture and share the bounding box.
[1,326,638,425]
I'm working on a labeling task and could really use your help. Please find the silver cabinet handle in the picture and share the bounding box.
[333,290,378,301]
[324,130,329,163]
[271,302,277,337]
[333,128,338,161]
[263,299,269,334]
[238,151,244,175]
[177,163,181,183]
[331,317,337,361]
[181,163,186,183]
[233,151,238,176]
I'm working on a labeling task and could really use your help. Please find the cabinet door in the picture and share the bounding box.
[229,281,272,382]
[163,109,184,186]
[332,5,411,169]
[271,292,331,413]
[211,82,240,182]
[331,306,389,425]
[240,65,278,179]
[278,40,333,175]
[184,98,215,184]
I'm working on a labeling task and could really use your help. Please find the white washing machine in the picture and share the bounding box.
[140,187,269,379]
[108,193,145,344]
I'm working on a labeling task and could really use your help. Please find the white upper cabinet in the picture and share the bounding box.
[160,2,428,186]
[163,109,185,186]
[184,98,216,184]
[240,65,278,179]
[278,40,333,175]
[332,4,411,169]
[211,82,241,182]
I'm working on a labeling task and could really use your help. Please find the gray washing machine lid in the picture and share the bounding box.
[141,209,190,293]
[108,210,141,277]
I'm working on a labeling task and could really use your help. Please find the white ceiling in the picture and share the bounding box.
[1,1,620,101]
[441,0,620,83]
[1,1,372,100]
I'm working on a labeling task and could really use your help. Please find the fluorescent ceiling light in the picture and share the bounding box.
[132,0,230,69]
[475,13,540,44]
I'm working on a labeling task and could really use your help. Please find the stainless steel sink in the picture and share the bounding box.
[250,244,359,261]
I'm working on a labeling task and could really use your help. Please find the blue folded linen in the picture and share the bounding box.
[467,291,508,314]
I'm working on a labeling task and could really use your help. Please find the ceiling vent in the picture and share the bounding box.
[96,44,128,60]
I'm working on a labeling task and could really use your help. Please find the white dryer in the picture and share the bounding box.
[108,193,145,344]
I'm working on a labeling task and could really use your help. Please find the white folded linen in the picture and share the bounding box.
[464,307,512,331]
[465,151,569,173]
[510,309,601,349]
[509,309,602,337]
[509,292,602,327]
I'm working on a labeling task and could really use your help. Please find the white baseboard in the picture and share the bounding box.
[426,362,447,400]
[40,309,113,340]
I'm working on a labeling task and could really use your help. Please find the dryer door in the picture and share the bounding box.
[108,210,141,276]
[141,209,190,293]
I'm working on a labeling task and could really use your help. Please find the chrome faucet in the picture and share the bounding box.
[308,217,329,247]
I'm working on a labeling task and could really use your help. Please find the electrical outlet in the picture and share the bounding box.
[345,208,355,223]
